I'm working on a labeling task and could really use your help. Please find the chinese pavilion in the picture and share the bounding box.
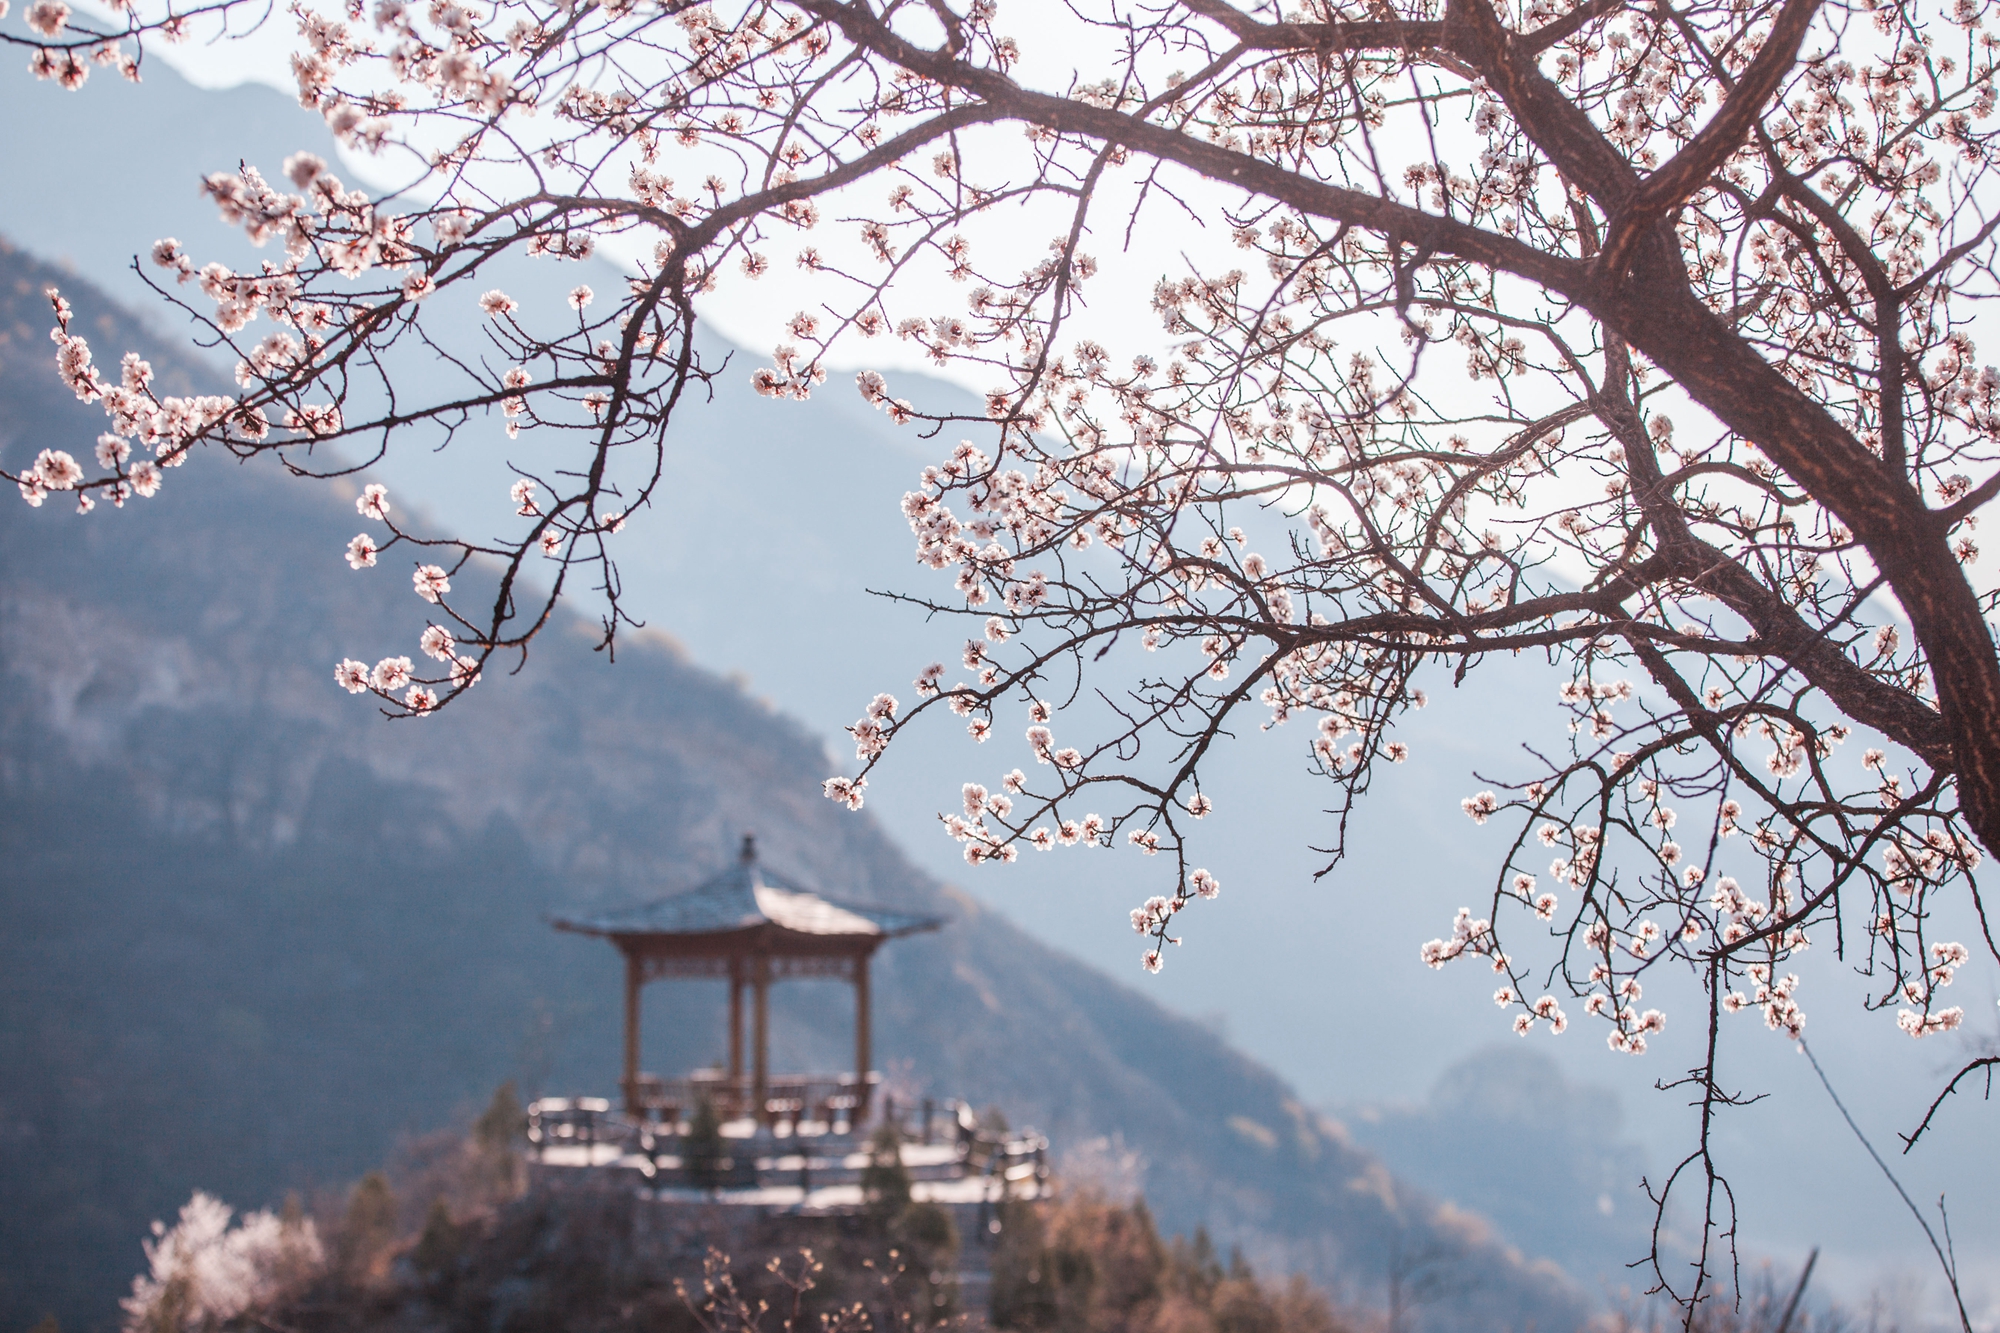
[551,835,943,1126]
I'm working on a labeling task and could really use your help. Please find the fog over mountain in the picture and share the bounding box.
[1331,1048,1654,1300]
[0,238,1596,1331]
[2,56,1999,1320]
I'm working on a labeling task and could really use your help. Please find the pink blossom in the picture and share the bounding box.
[345,534,378,568]
[25,0,67,35]
[370,656,413,691]
[334,658,370,693]
[1899,1007,1965,1038]
[286,404,342,436]
[283,152,326,187]
[356,483,389,519]
[480,289,518,316]
[150,238,187,272]
[822,775,867,809]
[420,625,455,661]
[33,449,83,490]
[412,565,450,603]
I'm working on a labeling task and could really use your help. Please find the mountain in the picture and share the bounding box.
[6,57,1997,1313]
[0,240,1593,1331]
[1331,1048,1653,1298]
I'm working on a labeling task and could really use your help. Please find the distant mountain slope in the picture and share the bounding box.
[1332,1048,1653,1290]
[0,241,1589,1332]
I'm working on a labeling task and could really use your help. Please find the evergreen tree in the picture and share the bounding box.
[471,1082,526,1201]
[474,1082,524,1152]
[411,1199,464,1283]
[336,1172,397,1281]
[683,1094,726,1193]
[861,1121,912,1219]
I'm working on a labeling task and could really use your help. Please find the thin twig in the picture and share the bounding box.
[1799,1040,1971,1333]
[1772,1247,1816,1333]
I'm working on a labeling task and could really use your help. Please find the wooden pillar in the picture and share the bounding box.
[854,951,872,1083]
[751,956,770,1126]
[622,950,642,1116]
[728,962,744,1080]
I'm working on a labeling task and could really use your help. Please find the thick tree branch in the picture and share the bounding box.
[1597,0,1823,277]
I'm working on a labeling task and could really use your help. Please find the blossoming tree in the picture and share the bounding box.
[7,0,2000,1307]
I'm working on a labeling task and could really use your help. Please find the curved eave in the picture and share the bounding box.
[872,911,948,941]
[548,909,946,948]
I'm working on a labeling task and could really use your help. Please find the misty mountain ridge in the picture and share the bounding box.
[0,237,1598,1331]
[1329,1048,1652,1295]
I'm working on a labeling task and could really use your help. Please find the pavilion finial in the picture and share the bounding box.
[740,832,757,865]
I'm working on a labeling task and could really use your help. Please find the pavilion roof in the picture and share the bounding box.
[550,838,944,943]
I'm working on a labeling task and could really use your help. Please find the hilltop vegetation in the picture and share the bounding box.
[115,1085,1351,1333]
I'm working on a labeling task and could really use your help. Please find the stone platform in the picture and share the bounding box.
[526,1096,1049,1213]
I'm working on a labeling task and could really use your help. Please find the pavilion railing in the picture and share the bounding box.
[526,1091,1050,1198]
[619,1070,882,1131]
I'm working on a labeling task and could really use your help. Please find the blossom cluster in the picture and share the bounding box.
[120,1192,322,1333]
[8,290,216,511]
